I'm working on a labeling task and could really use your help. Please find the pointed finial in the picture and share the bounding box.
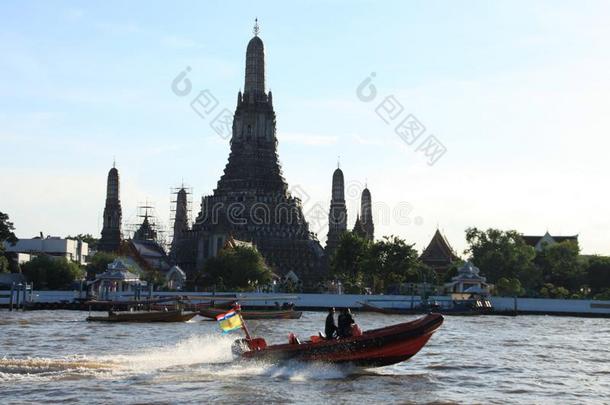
[113,156,116,168]
[337,155,341,169]
[253,18,260,36]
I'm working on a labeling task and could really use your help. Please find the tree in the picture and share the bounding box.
[539,283,570,299]
[0,212,18,273]
[85,251,117,279]
[67,233,99,250]
[465,228,539,291]
[496,277,525,297]
[22,255,84,290]
[201,246,273,291]
[586,256,610,294]
[330,232,370,291]
[362,235,420,293]
[535,240,584,292]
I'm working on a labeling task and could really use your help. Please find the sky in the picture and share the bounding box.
[1,0,609,256]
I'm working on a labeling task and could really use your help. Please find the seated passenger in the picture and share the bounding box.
[325,307,337,339]
[337,308,355,338]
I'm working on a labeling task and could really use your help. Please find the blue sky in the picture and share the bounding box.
[2,0,609,255]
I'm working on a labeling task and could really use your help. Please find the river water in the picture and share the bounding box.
[0,310,608,404]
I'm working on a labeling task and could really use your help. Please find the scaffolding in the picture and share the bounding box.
[169,184,193,244]
[125,201,169,250]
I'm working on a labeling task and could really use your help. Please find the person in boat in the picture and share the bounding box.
[325,307,337,339]
[337,308,355,338]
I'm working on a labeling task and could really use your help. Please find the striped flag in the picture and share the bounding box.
[216,310,243,333]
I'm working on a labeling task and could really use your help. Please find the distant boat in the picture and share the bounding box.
[360,299,492,316]
[86,309,198,323]
[199,307,302,320]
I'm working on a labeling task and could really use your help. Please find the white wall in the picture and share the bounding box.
[3,291,609,316]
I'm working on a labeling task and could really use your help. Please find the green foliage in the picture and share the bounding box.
[539,283,570,299]
[0,212,18,248]
[495,277,525,297]
[362,235,420,293]
[535,240,584,291]
[85,251,117,279]
[586,256,610,294]
[593,288,610,301]
[0,255,10,273]
[22,255,84,290]
[465,228,539,290]
[141,269,166,288]
[331,233,421,294]
[201,246,273,291]
[67,233,99,250]
[330,231,370,288]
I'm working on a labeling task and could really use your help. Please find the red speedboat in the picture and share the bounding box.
[233,313,443,367]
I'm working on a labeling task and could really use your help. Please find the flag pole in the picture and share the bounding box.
[234,302,251,340]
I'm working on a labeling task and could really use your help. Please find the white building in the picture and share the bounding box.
[4,236,89,265]
[444,261,491,296]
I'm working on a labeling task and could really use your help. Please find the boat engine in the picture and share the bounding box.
[231,338,250,357]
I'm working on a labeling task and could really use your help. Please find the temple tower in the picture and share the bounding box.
[173,188,189,239]
[360,187,374,241]
[190,21,326,285]
[326,166,347,255]
[98,164,123,252]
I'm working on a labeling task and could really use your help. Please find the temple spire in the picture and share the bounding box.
[244,20,265,95]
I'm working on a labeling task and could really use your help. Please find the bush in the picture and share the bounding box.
[22,255,84,290]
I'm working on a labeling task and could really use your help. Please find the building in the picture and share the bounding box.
[444,261,490,295]
[88,258,143,300]
[325,165,348,255]
[360,187,374,241]
[351,187,374,241]
[179,22,327,287]
[420,229,460,274]
[98,164,123,252]
[522,232,579,252]
[125,212,171,273]
[4,235,89,265]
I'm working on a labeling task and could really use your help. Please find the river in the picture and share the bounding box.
[0,310,608,404]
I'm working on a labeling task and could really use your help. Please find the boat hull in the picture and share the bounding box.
[200,308,302,320]
[361,302,492,316]
[86,310,198,323]
[240,313,443,367]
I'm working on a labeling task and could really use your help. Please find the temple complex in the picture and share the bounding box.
[325,165,348,255]
[98,164,123,253]
[176,23,327,286]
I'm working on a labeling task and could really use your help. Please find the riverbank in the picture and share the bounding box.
[2,290,610,318]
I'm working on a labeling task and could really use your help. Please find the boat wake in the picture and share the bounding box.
[0,334,357,383]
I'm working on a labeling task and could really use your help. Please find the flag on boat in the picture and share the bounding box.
[216,310,242,333]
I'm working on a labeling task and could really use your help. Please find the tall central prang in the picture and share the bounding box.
[190,21,326,286]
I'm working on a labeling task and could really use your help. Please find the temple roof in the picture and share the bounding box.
[420,229,459,263]
[133,214,157,242]
[522,232,578,247]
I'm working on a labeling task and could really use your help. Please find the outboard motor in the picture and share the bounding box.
[231,337,268,357]
[231,338,250,357]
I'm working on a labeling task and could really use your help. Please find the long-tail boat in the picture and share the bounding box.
[200,307,302,320]
[360,299,493,316]
[86,309,198,323]
[229,307,443,367]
